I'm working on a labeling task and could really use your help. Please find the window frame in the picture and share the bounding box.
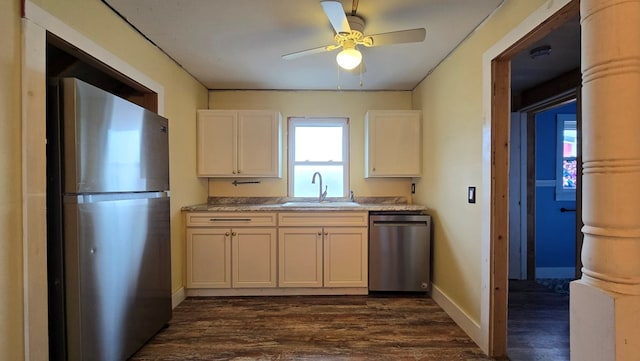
[556,113,577,201]
[287,117,350,198]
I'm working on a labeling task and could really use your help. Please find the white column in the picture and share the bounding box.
[572,0,640,360]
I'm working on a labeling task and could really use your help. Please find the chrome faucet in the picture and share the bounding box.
[311,171,328,202]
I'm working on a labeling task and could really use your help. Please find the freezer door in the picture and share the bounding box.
[61,78,169,193]
[63,193,171,361]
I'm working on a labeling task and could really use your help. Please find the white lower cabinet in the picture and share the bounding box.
[186,227,231,288]
[185,212,277,289]
[278,212,368,288]
[323,227,368,287]
[186,211,368,293]
[232,228,277,288]
[278,228,323,287]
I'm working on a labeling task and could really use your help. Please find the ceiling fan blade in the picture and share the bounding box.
[282,45,334,60]
[320,0,351,34]
[369,28,426,47]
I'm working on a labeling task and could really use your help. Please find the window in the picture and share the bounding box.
[556,113,577,200]
[288,117,349,198]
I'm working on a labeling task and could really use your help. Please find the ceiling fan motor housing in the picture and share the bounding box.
[346,15,365,34]
[334,15,372,48]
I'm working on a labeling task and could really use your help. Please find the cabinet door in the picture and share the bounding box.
[186,228,231,288]
[365,110,421,177]
[278,227,323,287]
[237,111,282,177]
[197,110,237,176]
[232,228,277,288]
[323,227,368,287]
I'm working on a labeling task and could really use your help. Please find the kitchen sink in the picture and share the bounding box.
[281,201,360,208]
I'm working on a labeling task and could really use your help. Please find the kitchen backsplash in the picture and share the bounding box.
[207,196,411,205]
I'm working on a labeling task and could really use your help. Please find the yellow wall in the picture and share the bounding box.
[208,90,415,199]
[1,1,25,359]
[412,0,549,322]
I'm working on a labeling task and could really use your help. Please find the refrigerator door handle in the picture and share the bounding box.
[68,191,169,204]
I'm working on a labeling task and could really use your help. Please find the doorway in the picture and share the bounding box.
[487,0,580,357]
[507,99,578,361]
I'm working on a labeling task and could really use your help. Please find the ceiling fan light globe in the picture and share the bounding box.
[336,48,362,70]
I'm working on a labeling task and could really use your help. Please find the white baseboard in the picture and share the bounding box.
[172,287,186,309]
[430,284,482,348]
[536,267,575,279]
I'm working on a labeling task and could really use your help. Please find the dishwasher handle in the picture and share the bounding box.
[371,220,429,226]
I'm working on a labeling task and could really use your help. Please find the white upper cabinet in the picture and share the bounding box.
[365,110,422,177]
[197,110,282,177]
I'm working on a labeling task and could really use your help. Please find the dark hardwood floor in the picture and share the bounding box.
[130,282,569,361]
[130,294,495,361]
[507,280,570,361]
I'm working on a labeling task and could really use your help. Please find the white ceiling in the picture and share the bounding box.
[103,0,504,91]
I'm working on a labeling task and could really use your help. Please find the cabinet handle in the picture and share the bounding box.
[209,218,251,222]
[372,167,376,171]
[317,232,322,236]
[231,231,237,236]
[324,231,328,236]
[225,232,230,236]
[232,170,236,174]
[237,169,241,174]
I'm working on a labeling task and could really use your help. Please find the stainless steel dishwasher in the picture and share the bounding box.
[369,212,431,292]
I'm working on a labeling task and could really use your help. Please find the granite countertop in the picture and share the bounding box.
[182,197,428,212]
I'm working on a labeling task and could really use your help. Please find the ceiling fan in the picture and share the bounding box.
[282,0,426,71]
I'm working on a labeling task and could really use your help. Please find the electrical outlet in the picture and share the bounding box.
[468,186,476,203]
[411,183,416,194]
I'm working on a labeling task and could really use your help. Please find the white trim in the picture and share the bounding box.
[22,2,168,359]
[287,117,350,198]
[481,0,572,353]
[536,267,575,279]
[23,0,165,114]
[536,179,556,187]
[22,18,49,361]
[430,284,482,347]
[172,287,186,308]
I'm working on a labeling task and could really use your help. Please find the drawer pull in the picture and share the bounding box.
[209,218,252,222]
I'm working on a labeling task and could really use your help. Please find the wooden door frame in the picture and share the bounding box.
[487,0,579,357]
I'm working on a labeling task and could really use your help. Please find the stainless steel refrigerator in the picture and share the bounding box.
[47,77,172,361]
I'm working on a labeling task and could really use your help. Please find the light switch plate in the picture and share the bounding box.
[468,186,476,204]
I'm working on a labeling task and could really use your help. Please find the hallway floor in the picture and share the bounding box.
[130,294,495,360]
[507,280,570,361]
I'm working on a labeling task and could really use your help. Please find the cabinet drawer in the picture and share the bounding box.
[278,212,368,227]
[186,212,277,227]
